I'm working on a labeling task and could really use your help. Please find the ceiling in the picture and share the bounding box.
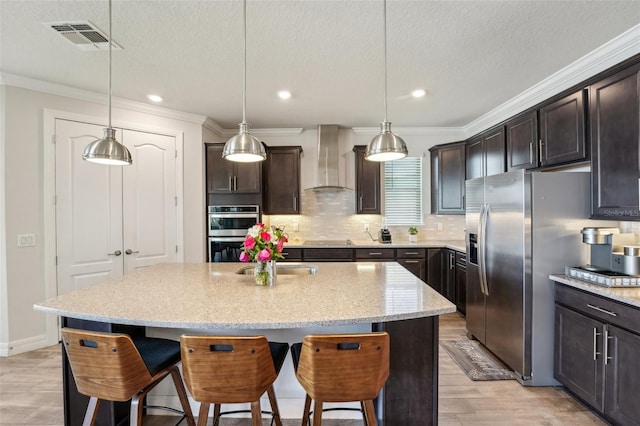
[1,1,638,130]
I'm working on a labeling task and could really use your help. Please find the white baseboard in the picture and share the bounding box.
[0,333,54,357]
[148,396,361,420]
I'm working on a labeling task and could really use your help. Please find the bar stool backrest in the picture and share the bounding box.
[296,332,390,402]
[180,335,277,404]
[60,328,153,402]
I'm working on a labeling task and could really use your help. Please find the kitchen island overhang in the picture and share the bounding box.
[35,261,455,425]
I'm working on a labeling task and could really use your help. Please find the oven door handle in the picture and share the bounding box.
[209,213,260,219]
[209,237,246,243]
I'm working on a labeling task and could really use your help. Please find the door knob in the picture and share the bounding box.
[107,250,122,256]
[125,249,139,255]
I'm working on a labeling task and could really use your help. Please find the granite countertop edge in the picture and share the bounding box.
[287,240,466,253]
[549,274,640,309]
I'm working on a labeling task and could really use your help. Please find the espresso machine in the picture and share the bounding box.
[565,227,640,287]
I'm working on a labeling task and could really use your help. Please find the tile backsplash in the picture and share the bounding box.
[263,190,465,243]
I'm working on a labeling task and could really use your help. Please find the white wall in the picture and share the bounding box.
[1,85,206,355]
[0,83,8,348]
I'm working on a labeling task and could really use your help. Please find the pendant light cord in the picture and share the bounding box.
[242,0,247,125]
[383,0,388,123]
[108,0,113,129]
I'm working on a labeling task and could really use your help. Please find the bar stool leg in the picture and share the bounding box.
[212,404,221,426]
[197,402,210,426]
[266,385,283,426]
[363,400,377,426]
[170,368,196,426]
[312,400,323,426]
[250,400,262,426]
[301,394,312,426]
[82,396,101,426]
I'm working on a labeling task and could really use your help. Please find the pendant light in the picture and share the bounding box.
[365,0,408,162]
[82,0,132,166]
[222,0,266,163]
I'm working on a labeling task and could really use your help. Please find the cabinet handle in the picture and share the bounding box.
[538,139,544,163]
[529,141,533,164]
[449,253,454,269]
[404,252,420,255]
[604,328,613,365]
[293,196,297,211]
[587,304,617,317]
[369,252,383,255]
[228,176,233,191]
[593,328,601,361]
[359,196,363,212]
[404,260,419,264]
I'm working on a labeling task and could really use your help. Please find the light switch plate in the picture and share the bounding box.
[17,233,36,247]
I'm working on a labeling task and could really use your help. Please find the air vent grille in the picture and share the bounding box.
[46,21,122,51]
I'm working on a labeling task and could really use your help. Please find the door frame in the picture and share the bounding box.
[42,109,185,346]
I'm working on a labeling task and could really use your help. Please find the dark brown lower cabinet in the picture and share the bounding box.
[455,253,466,315]
[396,248,426,281]
[554,284,640,426]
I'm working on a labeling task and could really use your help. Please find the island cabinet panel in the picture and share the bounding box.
[590,62,640,220]
[455,251,467,315]
[302,248,354,261]
[373,316,439,425]
[430,142,466,215]
[263,146,302,214]
[426,248,444,294]
[554,283,640,425]
[354,248,395,261]
[206,144,262,194]
[539,89,587,167]
[506,111,538,171]
[280,247,302,261]
[353,145,381,214]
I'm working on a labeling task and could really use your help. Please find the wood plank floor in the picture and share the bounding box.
[0,313,606,425]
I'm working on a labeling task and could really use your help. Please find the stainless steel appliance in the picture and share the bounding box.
[466,170,605,386]
[208,205,260,262]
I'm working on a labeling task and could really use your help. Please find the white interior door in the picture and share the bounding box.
[55,119,123,295]
[121,129,177,271]
[55,119,177,295]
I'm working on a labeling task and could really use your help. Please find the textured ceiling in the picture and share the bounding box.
[1,0,639,130]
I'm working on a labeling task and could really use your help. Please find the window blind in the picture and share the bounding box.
[384,157,423,225]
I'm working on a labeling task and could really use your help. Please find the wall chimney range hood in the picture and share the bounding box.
[306,125,353,192]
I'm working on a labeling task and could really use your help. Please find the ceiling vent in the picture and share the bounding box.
[45,21,122,51]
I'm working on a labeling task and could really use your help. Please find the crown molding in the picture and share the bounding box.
[464,24,640,138]
[0,72,208,125]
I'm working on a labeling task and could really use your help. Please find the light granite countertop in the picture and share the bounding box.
[287,239,466,253]
[550,274,640,309]
[35,262,456,329]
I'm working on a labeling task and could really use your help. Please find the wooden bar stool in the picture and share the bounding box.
[180,335,289,426]
[292,332,389,426]
[60,328,195,426]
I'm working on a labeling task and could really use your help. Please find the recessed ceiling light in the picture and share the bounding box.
[411,89,426,98]
[277,90,292,100]
[147,94,163,103]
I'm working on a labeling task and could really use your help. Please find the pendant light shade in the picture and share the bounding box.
[222,0,266,163]
[365,0,407,162]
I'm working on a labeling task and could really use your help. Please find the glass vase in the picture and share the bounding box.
[254,260,276,286]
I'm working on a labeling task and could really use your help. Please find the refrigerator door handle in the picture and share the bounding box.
[481,204,490,296]
[478,204,488,296]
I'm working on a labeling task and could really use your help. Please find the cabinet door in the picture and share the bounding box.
[443,249,456,303]
[506,111,538,171]
[590,63,640,220]
[303,248,353,261]
[554,305,604,411]
[207,144,235,193]
[466,136,484,180]
[354,145,381,214]
[234,161,262,193]
[426,248,444,293]
[604,325,640,426]
[397,258,426,281]
[455,262,466,314]
[263,147,301,214]
[483,127,506,177]
[430,142,465,214]
[539,90,587,167]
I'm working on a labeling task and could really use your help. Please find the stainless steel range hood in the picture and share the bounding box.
[306,124,353,192]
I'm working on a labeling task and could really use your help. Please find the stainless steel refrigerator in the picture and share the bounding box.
[465,170,605,386]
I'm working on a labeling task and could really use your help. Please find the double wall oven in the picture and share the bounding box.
[208,205,260,262]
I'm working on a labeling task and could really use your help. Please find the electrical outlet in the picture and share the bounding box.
[17,233,36,247]
[364,223,370,232]
[437,223,443,231]
[293,223,299,232]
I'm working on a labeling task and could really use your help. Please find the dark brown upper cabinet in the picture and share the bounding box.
[353,145,381,214]
[539,90,587,167]
[506,111,538,171]
[466,126,506,179]
[590,62,640,220]
[206,144,262,194]
[263,146,302,215]
[430,141,466,215]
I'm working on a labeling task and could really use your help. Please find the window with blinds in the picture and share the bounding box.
[384,157,423,225]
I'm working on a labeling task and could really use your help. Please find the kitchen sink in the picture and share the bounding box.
[235,263,318,275]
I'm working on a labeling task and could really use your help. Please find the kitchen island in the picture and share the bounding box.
[35,261,455,425]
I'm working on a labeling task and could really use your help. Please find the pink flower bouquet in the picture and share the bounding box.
[239,223,288,263]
